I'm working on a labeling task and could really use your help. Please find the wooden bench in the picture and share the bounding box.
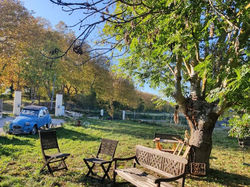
[113,145,190,187]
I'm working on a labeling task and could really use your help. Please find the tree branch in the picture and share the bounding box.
[208,0,239,30]
[174,55,185,105]
[182,57,191,77]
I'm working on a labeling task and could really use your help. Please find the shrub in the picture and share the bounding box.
[227,113,250,139]
[3,121,11,133]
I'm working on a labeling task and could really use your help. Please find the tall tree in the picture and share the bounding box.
[0,0,31,89]
[50,0,249,171]
[0,0,46,91]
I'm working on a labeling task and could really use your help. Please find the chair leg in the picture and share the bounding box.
[101,162,112,181]
[47,163,54,176]
[181,176,185,187]
[40,163,47,173]
[113,170,117,185]
[40,161,54,176]
[61,159,68,170]
[84,159,95,177]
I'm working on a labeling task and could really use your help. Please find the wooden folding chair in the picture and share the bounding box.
[154,133,183,153]
[83,138,118,181]
[154,133,182,141]
[39,130,70,176]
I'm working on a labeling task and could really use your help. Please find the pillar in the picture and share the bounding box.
[13,91,21,116]
[55,94,63,116]
[122,110,126,120]
[100,109,104,117]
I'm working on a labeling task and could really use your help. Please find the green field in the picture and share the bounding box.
[0,119,249,187]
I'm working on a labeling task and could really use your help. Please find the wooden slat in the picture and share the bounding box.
[115,168,173,187]
[183,145,191,158]
[177,143,185,156]
[173,142,181,155]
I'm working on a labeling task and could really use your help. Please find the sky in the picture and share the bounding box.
[21,0,160,96]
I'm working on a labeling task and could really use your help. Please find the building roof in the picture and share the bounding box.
[23,105,46,111]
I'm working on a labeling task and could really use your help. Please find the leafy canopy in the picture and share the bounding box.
[101,0,249,113]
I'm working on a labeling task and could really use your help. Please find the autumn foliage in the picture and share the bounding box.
[0,0,170,116]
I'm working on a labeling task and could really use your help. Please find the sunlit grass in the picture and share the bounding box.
[0,119,249,186]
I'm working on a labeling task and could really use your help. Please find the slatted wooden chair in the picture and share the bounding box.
[154,133,183,141]
[83,138,118,181]
[39,130,70,176]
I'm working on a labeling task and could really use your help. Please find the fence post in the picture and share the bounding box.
[0,99,3,118]
[122,110,125,120]
[100,109,104,119]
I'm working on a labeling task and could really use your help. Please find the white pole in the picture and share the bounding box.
[122,110,126,120]
[55,94,63,116]
[13,91,21,116]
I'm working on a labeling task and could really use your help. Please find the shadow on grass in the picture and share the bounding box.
[0,136,32,156]
[14,126,99,142]
[190,169,250,186]
[90,120,185,140]
[56,127,99,142]
[77,175,116,187]
[0,146,18,157]
[0,136,32,145]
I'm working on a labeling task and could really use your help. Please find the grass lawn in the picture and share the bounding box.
[0,119,249,187]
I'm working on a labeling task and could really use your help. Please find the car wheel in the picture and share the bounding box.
[46,124,50,129]
[31,126,38,135]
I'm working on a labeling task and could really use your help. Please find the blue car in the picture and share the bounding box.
[9,105,52,135]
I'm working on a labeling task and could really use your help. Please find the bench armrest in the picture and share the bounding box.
[113,156,137,169]
[155,173,185,184]
[113,156,136,161]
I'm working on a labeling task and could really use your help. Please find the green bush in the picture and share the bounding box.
[3,121,11,133]
[227,113,250,139]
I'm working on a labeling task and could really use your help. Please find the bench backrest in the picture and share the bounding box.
[136,145,188,178]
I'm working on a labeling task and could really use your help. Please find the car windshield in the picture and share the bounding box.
[21,109,38,116]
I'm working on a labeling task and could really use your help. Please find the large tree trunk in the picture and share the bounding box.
[183,97,219,172]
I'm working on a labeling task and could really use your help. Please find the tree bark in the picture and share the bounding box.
[183,97,219,172]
